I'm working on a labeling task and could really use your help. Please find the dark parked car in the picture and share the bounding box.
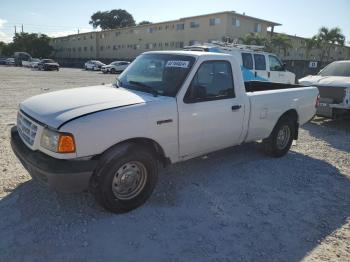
[0,58,8,65]
[38,59,60,71]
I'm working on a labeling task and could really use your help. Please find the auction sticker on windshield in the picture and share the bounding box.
[166,61,190,68]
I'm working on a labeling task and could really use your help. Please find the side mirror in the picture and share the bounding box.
[282,63,286,71]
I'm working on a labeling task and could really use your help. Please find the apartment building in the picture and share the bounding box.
[272,32,350,61]
[51,11,280,60]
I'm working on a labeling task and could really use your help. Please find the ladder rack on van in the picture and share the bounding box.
[183,41,266,53]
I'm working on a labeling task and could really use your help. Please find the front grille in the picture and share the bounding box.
[17,112,38,146]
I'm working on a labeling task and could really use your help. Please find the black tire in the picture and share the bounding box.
[90,143,158,213]
[110,68,116,74]
[263,115,296,157]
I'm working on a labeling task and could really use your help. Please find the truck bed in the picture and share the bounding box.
[245,81,305,92]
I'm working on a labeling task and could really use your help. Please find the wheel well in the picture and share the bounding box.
[96,138,170,167]
[278,109,299,139]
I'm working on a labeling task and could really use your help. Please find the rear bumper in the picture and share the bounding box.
[317,103,350,117]
[10,126,98,193]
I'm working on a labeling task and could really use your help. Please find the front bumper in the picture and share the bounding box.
[10,126,98,193]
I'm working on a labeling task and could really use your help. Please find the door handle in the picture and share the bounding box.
[254,71,257,77]
[231,105,242,111]
[268,71,271,78]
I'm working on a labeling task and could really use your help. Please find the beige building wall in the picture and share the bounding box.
[273,33,350,61]
[51,11,278,60]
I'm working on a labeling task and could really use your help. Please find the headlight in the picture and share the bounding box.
[41,128,76,153]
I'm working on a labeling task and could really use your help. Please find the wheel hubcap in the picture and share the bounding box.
[276,125,291,150]
[112,161,147,200]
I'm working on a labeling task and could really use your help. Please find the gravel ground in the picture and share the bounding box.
[0,66,349,262]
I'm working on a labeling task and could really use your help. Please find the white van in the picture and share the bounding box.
[184,42,296,84]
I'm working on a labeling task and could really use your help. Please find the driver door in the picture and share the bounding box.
[178,60,245,159]
[268,55,286,83]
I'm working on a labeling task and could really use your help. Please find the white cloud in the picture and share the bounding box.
[0,18,12,43]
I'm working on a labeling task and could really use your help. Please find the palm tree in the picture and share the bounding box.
[270,34,292,57]
[239,33,270,49]
[305,36,320,60]
[316,27,345,62]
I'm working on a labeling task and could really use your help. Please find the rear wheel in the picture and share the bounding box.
[90,143,158,213]
[110,68,116,74]
[263,116,296,157]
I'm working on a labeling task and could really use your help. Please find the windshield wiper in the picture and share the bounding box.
[128,81,158,97]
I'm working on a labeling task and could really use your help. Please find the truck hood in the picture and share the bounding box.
[20,85,153,129]
[299,75,350,88]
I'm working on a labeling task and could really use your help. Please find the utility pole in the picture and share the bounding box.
[21,24,23,33]
[78,28,80,34]
[14,25,17,35]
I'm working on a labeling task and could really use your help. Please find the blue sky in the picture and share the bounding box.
[0,0,349,44]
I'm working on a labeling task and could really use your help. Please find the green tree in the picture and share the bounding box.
[89,9,136,30]
[0,33,53,58]
[240,33,270,47]
[315,27,345,62]
[304,36,320,60]
[138,21,152,25]
[270,34,292,57]
[0,41,6,55]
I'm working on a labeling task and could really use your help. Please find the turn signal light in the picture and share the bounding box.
[315,94,320,108]
[58,134,76,153]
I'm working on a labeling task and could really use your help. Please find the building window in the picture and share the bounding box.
[165,25,169,30]
[232,18,240,27]
[84,46,87,51]
[147,27,156,33]
[113,45,117,50]
[90,46,93,51]
[165,42,169,47]
[209,18,221,26]
[254,23,262,33]
[90,34,93,39]
[190,21,200,28]
[158,42,162,47]
[115,32,121,37]
[176,23,185,30]
[78,47,81,52]
[72,48,76,52]
[158,26,162,30]
[170,42,174,47]
[100,46,104,51]
[145,43,152,49]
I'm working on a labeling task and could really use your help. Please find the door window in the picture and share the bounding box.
[241,53,253,69]
[269,55,284,71]
[185,61,235,103]
[254,54,266,70]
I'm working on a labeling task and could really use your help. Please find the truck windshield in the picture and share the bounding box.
[116,54,196,97]
[318,61,350,77]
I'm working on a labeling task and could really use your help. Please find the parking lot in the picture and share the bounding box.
[0,66,349,261]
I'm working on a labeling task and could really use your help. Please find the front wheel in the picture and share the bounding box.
[90,143,158,213]
[263,116,296,157]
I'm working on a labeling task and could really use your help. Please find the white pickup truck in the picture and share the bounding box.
[11,51,319,213]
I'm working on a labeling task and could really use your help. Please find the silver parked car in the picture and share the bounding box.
[101,61,130,74]
[84,60,105,71]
